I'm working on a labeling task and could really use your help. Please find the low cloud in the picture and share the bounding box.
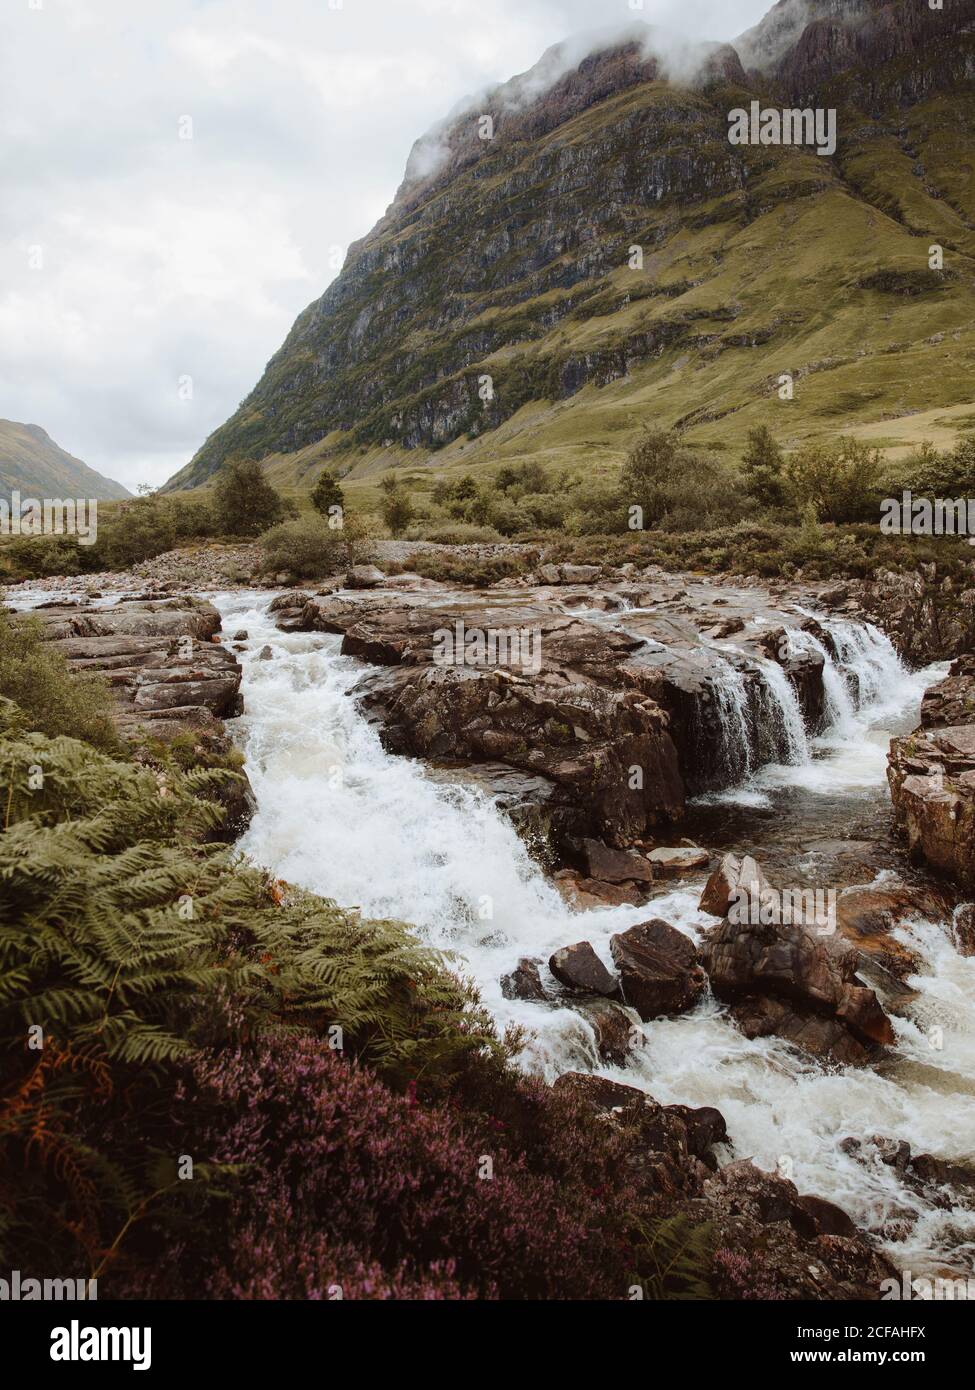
[0,0,768,490]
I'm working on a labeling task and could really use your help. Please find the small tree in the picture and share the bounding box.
[785,437,883,522]
[380,480,415,537]
[741,426,786,507]
[212,458,289,537]
[310,470,345,523]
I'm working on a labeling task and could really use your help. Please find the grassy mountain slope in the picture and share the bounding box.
[162,0,975,508]
[0,420,131,501]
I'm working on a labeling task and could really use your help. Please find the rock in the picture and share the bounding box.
[699,852,768,917]
[500,957,547,1001]
[702,905,895,1063]
[834,881,950,978]
[548,941,619,997]
[268,591,313,613]
[537,564,562,585]
[346,564,386,589]
[552,870,644,909]
[609,920,706,1020]
[796,1194,858,1239]
[953,903,975,956]
[729,995,872,1065]
[705,616,744,639]
[581,838,654,884]
[888,656,975,888]
[646,846,710,878]
[233,629,248,641]
[257,645,273,661]
[576,999,636,1064]
[699,853,741,916]
[559,564,601,584]
[17,597,255,842]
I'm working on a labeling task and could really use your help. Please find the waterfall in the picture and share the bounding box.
[214,590,975,1277]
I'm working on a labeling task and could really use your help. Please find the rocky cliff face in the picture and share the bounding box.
[164,0,975,495]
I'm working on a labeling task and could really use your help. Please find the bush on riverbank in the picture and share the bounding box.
[0,609,119,750]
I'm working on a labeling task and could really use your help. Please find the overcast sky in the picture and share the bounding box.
[0,0,771,491]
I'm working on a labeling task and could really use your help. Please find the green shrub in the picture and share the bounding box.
[0,610,119,751]
[785,437,884,523]
[260,516,346,579]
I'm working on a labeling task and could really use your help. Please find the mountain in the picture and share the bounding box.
[162,0,975,497]
[0,421,131,501]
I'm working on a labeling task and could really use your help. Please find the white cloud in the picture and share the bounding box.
[0,0,769,490]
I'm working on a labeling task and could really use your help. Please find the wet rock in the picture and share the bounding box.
[796,1194,858,1239]
[549,941,619,997]
[582,838,654,884]
[555,1077,895,1297]
[609,919,706,1020]
[888,655,975,889]
[851,568,975,664]
[552,870,644,909]
[729,995,871,1065]
[705,616,744,639]
[646,845,710,878]
[575,999,636,1064]
[699,852,769,917]
[500,957,547,1001]
[952,903,975,956]
[835,881,950,978]
[703,903,895,1063]
[257,645,274,661]
[233,629,248,641]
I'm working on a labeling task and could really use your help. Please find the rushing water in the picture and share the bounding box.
[215,590,975,1277]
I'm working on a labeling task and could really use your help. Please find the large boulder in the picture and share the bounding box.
[609,920,706,1020]
[889,715,975,892]
[702,908,895,1063]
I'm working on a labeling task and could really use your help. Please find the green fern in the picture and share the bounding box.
[631,1214,716,1301]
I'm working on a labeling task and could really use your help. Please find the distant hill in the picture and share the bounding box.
[0,421,131,501]
[162,0,975,498]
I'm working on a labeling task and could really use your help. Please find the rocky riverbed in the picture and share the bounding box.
[7,554,975,1288]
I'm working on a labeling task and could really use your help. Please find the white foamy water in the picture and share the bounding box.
[699,620,950,807]
[216,591,975,1277]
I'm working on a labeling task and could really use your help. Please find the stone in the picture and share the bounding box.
[581,838,654,884]
[698,852,768,917]
[346,564,386,589]
[609,920,706,1020]
[549,941,619,997]
[257,645,273,661]
[500,957,547,1001]
[702,907,895,1063]
[646,846,710,878]
[576,999,636,1065]
[552,871,644,909]
[233,629,248,641]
